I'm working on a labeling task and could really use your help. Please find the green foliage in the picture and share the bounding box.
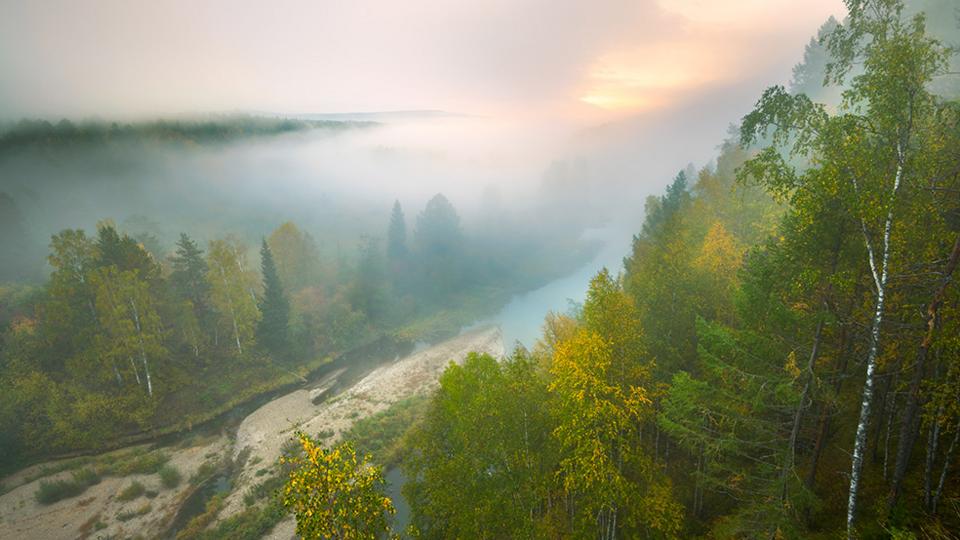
[738,1,960,535]
[405,351,555,539]
[256,240,290,357]
[107,450,170,476]
[158,464,182,489]
[267,222,323,293]
[117,480,146,502]
[1,175,600,473]
[176,494,225,540]
[412,193,466,303]
[169,233,212,356]
[343,396,427,468]
[117,502,152,522]
[0,116,372,153]
[207,238,260,357]
[660,320,810,537]
[348,237,389,323]
[190,499,286,540]
[386,200,408,262]
[34,469,101,505]
[282,433,395,540]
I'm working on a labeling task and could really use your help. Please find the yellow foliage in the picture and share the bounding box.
[282,432,395,540]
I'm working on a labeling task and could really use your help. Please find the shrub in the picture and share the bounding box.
[242,474,283,508]
[35,478,83,505]
[192,500,286,540]
[72,468,101,486]
[34,469,101,505]
[117,481,145,502]
[279,437,301,459]
[117,503,151,522]
[113,452,169,476]
[343,396,427,466]
[176,494,224,540]
[190,462,217,486]
[158,465,182,489]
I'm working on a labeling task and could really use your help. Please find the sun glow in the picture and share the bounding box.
[578,42,722,111]
[576,0,845,114]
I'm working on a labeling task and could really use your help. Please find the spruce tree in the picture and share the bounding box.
[386,200,407,260]
[169,233,211,314]
[257,239,289,357]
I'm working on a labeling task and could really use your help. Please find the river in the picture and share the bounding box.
[474,225,634,348]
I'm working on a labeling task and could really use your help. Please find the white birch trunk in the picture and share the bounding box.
[129,357,140,386]
[129,298,153,397]
[846,147,902,539]
[112,361,123,385]
[218,264,243,355]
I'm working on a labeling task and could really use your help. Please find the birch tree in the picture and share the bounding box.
[740,1,950,535]
[207,238,260,357]
[89,266,165,397]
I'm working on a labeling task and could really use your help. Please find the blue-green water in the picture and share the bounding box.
[386,467,411,533]
[474,226,632,349]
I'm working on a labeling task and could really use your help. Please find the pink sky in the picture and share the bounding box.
[0,0,846,121]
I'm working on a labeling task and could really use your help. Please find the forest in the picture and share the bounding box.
[1,0,959,538]
[0,188,593,472]
[284,1,960,538]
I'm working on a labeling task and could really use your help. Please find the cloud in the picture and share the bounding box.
[0,0,844,120]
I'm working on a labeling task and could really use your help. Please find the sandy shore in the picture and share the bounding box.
[221,325,504,521]
[0,435,229,540]
[0,325,504,539]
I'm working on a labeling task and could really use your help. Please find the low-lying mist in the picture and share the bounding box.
[0,113,677,283]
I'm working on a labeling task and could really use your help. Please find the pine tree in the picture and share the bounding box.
[387,200,407,260]
[414,193,465,302]
[168,233,212,357]
[348,237,388,323]
[169,234,211,317]
[257,239,290,357]
[94,222,159,283]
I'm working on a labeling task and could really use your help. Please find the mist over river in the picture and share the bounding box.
[474,225,633,349]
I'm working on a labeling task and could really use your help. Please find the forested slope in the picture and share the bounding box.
[372,1,960,538]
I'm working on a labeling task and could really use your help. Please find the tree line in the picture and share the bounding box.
[0,192,514,471]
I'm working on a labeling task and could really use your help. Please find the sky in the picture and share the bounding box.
[0,0,847,122]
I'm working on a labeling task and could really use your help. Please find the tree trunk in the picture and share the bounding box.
[847,151,902,539]
[882,368,898,481]
[129,298,153,397]
[846,272,890,538]
[129,356,141,387]
[112,361,123,385]
[872,370,894,464]
[655,423,661,464]
[932,424,959,514]
[218,264,243,355]
[924,406,943,510]
[887,233,960,511]
[785,318,824,503]
[807,305,852,481]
